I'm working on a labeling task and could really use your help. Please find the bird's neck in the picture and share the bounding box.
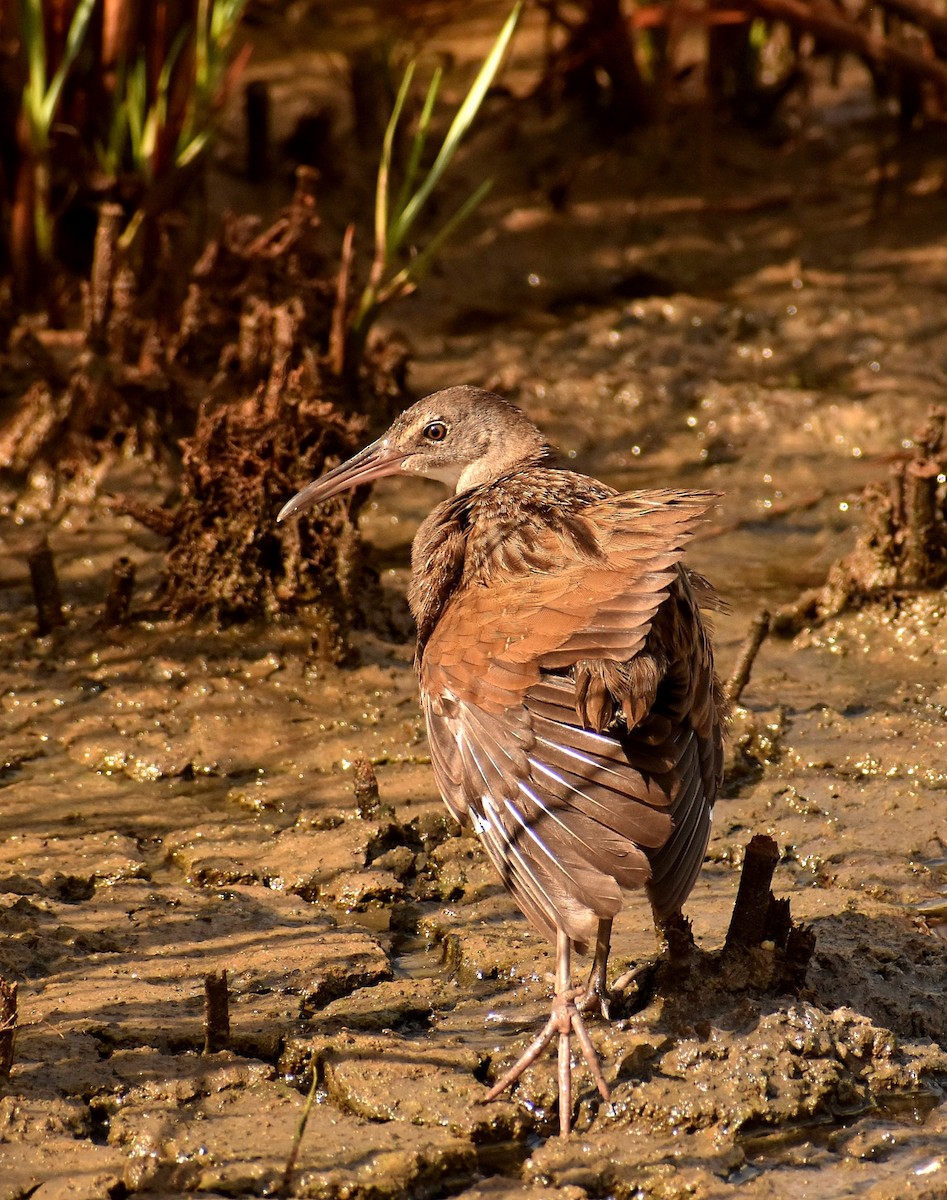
[453,439,549,492]
[408,471,534,657]
[409,490,475,657]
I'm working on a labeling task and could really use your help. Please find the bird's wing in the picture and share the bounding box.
[420,489,720,948]
[633,572,724,919]
[422,681,655,950]
[426,489,715,710]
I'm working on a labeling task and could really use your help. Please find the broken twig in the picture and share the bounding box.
[245,80,271,182]
[354,758,380,820]
[281,1062,320,1195]
[87,202,123,352]
[203,970,230,1054]
[726,834,781,949]
[28,537,65,636]
[725,608,771,707]
[103,556,136,626]
[0,979,17,1077]
[329,222,356,379]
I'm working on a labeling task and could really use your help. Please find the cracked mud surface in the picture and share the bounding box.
[3,8,947,1197]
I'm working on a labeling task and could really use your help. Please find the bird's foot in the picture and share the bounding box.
[481,986,610,1135]
[610,961,653,996]
[576,973,611,1021]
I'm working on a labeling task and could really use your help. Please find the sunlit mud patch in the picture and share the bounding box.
[795,593,947,665]
[776,407,947,635]
[523,1003,947,1198]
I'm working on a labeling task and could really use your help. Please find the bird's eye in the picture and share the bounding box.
[423,421,448,443]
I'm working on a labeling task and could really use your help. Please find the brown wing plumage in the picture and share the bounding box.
[640,570,724,918]
[420,488,724,951]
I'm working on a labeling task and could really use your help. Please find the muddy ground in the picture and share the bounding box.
[2,4,947,1197]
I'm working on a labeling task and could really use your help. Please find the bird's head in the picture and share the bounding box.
[278,386,549,522]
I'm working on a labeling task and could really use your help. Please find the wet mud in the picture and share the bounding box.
[3,11,947,1198]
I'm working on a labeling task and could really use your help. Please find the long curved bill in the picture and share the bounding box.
[277,438,408,522]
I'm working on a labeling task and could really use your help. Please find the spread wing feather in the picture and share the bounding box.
[646,749,711,917]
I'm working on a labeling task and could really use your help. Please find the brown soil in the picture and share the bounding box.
[2,4,947,1197]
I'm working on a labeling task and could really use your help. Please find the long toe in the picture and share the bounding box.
[558,1022,573,1135]
[481,1012,559,1104]
[570,1004,611,1106]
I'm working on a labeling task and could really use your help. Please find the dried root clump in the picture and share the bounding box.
[118,172,408,629]
[0,202,196,492]
[776,407,947,633]
[1,169,401,471]
[167,169,334,389]
[147,372,363,625]
[3,168,409,639]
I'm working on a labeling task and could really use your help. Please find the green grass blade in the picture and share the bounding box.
[176,129,210,169]
[102,58,130,172]
[42,0,97,128]
[392,66,441,237]
[195,0,210,97]
[381,177,492,309]
[392,178,492,297]
[125,59,147,167]
[390,1,519,248]
[19,0,47,139]
[211,0,249,46]
[375,60,416,269]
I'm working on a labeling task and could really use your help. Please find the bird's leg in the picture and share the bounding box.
[482,927,610,1135]
[556,926,573,1134]
[577,917,612,1019]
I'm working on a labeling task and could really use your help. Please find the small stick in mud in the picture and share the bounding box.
[726,833,781,949]
[0,978,17,1077]
[725,608,771,707]
[27,537,66,636]
[353,758,381,819]
[903,458,940,586]
[203,970,230,1054]
[86,201,123,352]
[103,556,136,626]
